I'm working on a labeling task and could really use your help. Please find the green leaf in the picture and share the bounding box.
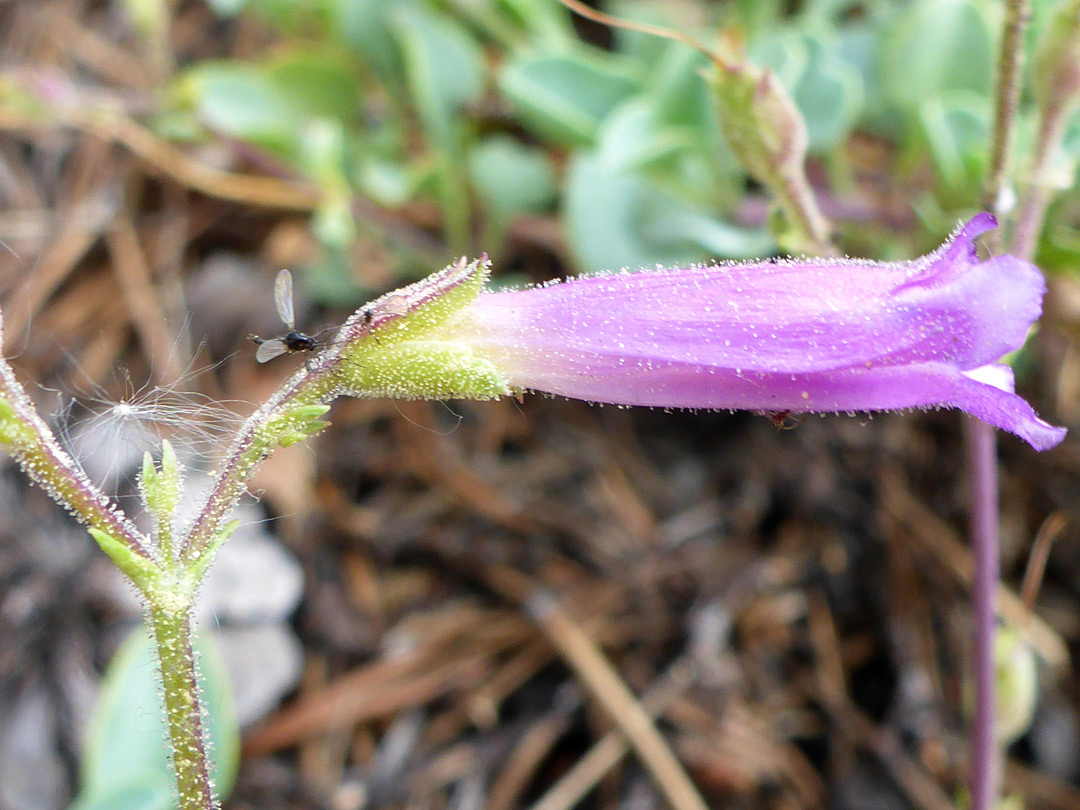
[499,52,641,146]
[264,52,363,123]
[497,0,576,46]
[592,101,693,173]
[177,52,361,157]
[563,151,772,273]
[179,63,297,152]
[390,4,484,251]
[919,92,989,201]
[187,519,242,584]
[994,626,1038,745]
[643,43,712,128]
[391,5,484,144]
[357,157,419,207]
[730,0,786,36]
[651,207,776,259]
[468,135,557,222]
[327,0,402,79]
[303,250,370,306]
[636,45,737,190]
[880,0,996,111]
[1042,212,1080,274]
[580,95,739,225]
[142,440,182,529]
[88,529,161,590]
[284,403,333,421]
[71,626,239,809]
[607,0,677,67]
[68,781,174,810]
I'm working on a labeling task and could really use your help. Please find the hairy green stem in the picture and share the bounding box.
[0,258,472,809]
[149,604,216,810]
[0,357,152,560]
[179,366,334,562]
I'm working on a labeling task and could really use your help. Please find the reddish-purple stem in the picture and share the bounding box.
[972,2,1030,808]
[967,417,1000,810]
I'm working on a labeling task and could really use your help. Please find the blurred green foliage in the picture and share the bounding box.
[164,0,1080,290]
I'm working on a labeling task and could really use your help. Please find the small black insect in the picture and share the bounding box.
[250,269,320,363]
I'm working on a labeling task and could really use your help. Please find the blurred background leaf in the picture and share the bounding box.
[133,0,1075,287]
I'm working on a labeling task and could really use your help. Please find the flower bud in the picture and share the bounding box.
[705,43,831,255]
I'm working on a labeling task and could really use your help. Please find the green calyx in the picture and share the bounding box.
[336,257,513,401]
[341,341,510,401]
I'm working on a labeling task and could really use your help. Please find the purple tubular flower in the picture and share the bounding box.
[444,213,1065,450]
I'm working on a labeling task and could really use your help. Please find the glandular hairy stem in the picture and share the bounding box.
[149,604,216,810]
[983,0,1031,219]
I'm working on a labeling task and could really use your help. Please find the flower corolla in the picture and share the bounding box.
[336,214,1065,451]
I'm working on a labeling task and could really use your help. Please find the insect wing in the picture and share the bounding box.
[274,269,296,328]
[255,338,290,363]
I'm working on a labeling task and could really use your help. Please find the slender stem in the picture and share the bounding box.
[1011,102,1070,261]
[149,604,216,810]
[969,5,1030,810]
[178,363,333,561]
[983,0,1031,216]
[0,353,152,560]
[967,418,1001,810]
[775,167,835,257]
[1013,0,1080,261]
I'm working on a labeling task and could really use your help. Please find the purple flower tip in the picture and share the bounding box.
[443,216,1065,450]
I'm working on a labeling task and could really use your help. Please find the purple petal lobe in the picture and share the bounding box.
[933,212,997,272]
